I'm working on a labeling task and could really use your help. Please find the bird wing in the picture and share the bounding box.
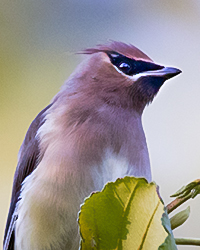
[3,104,53,250]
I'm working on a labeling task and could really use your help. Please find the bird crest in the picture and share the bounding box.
[80,40,153,62]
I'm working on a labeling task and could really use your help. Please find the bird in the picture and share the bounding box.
[3,41,181,250]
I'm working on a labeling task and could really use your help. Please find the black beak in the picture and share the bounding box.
[146,67,182,80]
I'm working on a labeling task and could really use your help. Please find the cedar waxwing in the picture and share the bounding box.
[3,41,181,250]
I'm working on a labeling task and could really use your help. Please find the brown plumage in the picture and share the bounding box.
[4,41,181,250]
[81,40,153,61]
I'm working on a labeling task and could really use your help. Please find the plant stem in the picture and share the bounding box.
[166,193,192,214]
[175,238,200,246]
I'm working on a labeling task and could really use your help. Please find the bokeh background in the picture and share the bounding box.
[1,1,200,249]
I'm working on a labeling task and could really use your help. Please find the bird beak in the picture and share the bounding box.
[145,66,182,80]
[131,66,182,82]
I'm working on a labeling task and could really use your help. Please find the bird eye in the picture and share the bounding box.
[119,62,131,74]
[107,53,133,75]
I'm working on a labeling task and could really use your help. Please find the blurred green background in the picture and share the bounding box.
[1,1,200,249]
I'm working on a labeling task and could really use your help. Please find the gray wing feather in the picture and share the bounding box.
[3,104,52,250]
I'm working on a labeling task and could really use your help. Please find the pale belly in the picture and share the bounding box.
[15,150,149,250]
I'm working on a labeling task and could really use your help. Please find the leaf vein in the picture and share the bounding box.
[138,200,160,250]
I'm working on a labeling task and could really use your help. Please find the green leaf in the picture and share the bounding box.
[158,209,177,250]
[170,206,190,230]
[171,179,200,198]
[78,177,177,250]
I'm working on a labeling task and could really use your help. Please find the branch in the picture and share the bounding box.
[166,179,200,214]
[166,193,192,214]
[175,238,200,246]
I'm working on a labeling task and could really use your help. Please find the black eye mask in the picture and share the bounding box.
[107,52,164,76]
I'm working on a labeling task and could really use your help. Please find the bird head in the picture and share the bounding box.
[62,41,181,115]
